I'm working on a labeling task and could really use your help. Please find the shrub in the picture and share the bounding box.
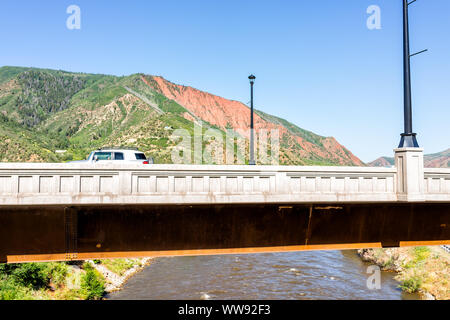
[10,263,49,289]
[0,277,33,300]
[399,275,422,293]
[45,263,68,287]
[0,263,15,274]
[81,263,105,300]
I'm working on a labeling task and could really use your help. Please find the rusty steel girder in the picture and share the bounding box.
[0,203,449,263]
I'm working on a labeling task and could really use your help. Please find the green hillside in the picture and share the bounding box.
[0,66,362,165]
[0,67,223,163]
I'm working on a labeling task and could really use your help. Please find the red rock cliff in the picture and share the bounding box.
[142,75,364,166]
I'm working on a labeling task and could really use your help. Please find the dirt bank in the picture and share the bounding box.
[89,258,153,294]
[358,246,450,300]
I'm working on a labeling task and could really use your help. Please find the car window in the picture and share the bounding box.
[94,152,112,160]
[135,153,147,160]
[114,152,124,160]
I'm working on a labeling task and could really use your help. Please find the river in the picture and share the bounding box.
[107,250,419,300]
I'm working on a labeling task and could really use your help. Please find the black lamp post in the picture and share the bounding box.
[399,0,419,148]
[248,75,256,165]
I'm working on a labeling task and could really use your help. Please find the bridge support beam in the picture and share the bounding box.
[1,203,449,263]
[395,148,425,202]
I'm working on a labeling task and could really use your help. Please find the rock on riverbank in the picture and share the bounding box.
[358,246,450,300]
[89,258,153,293]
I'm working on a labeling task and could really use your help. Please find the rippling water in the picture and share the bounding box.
[108,250,419,300]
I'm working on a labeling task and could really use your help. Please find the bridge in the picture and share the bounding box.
[0,148,449,263]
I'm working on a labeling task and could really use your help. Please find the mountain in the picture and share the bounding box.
[0,66,363,166]
[141,75,364,166]
[368,157,395,167]
[368,149,450,168]
[424,149,450,168]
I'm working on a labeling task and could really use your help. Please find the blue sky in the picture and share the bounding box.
[0,0,449,162]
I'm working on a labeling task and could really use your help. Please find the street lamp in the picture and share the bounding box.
[399,0,421,148]
[248,75,256,165]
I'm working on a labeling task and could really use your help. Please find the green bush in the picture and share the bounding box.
[81,263,105,300]
[0,263,15,274]
[0,262,70,291]
[10,263,49,289]
[0,277,34,300]
[399,275,422,293]
[45,263,68,287]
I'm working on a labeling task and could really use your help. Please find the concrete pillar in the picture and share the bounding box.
[394,148,425,201]
[118,171,132,195]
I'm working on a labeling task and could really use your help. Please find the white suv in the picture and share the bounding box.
[69,148,154,164]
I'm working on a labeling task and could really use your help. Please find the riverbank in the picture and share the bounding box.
[0,258,152,300]
[90,258,153,294]
[0,261,104,300]
[358,246,450,300]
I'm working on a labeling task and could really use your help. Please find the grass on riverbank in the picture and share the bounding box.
[358,246,450,300]
[96,259,143,276]
[0,261,107,300]
[0,258,149,300]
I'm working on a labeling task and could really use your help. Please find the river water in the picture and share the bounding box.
[107,250,419,300]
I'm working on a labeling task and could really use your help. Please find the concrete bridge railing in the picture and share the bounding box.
[0,148,448,206]
[424,168,450,201]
